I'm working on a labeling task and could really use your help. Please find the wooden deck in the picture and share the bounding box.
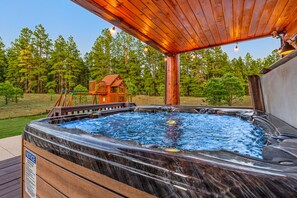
[0,156,21,198]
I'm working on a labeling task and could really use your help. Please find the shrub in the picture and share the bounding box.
[203,74,244,106]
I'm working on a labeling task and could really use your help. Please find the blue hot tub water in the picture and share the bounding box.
[59,112,265,158]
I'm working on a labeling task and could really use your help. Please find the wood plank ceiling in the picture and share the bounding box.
[72,0,297,55]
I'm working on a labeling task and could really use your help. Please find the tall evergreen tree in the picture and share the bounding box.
[18,45,34,92]
[262,49,281,68]
[202,47,229,80]
[0,37,7,82]
[76,56,89,88]
[31,24,52,93]
[142,46,164,96]
[88,29,113,80]
[244,52,262,75]
[64,36,84,90]
[112,32,144,95]
[6,28,33,89]
[48,35,67,93]
[180,52,205,96]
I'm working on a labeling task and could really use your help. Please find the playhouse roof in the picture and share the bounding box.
[112,79,125,87]
[102,74,120,86]
[72,0,297,55]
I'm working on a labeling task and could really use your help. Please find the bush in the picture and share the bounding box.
[0,81,24,104]
[203,74,244,106]
[0,81,16,104]
[221,73,245,106]
[203,78,225,105]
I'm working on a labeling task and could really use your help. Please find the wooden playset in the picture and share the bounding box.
[89,74,127,104]
[53,74,127,107]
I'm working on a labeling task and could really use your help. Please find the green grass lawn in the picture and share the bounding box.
[0,114,45,139]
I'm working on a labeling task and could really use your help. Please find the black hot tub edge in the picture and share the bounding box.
[23,105,297,197]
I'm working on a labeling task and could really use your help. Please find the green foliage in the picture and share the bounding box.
[0,81,16,104]
[203,78,225,105]
[180,51,206,97]
[13,87,24,103]
[73,84,88,92]
[6,28,33,89]
[0,81,23,104]
[0,25,283,99]
[48,35,67,93]
[125,79,137,96]
[73,84,88,104]
[31,24,52,93]
[87,29,113,80]
[262,49,281,68]
[204,74,244,106]
[49,35,86,92]
[221,73,245,106]
[0,37,7,82]
[5,25,52,93]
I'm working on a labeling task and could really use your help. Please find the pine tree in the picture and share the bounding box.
[180,53,192,96]
[0,37,7,82]
[142,46,164,96]
[262,49,281,68]
[6,48,19,86]
[48,35,67,93]
[6,28,33,89]
[112,32,145,95]
[64,36,83,90]
[18,45,34,92]
[76,57,89,88]
[88,29,113,80]
[31,24,52,93]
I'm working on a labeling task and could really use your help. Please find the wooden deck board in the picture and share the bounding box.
[0,156,21,198]
[0,156,20,169]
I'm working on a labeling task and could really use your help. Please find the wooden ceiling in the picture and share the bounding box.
[72,0,297,55]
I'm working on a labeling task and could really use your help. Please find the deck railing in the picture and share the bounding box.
[47,102,136,117]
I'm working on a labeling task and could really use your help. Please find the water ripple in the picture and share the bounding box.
[59,112,265,158]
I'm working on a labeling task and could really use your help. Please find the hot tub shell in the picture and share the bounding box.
[22,105,297,197]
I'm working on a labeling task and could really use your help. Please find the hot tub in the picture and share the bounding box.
[22,104,297,197]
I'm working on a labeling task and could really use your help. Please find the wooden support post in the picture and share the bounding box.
[165,54,180,105]
[248,75,265,112]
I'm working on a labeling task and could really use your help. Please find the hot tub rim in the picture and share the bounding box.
[24,105,297,168]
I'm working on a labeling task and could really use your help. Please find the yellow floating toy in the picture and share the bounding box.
[166,120,176,125]
[165,148,180,152]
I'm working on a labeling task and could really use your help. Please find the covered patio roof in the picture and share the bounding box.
[72,0,297,105]
[72,0,297,55]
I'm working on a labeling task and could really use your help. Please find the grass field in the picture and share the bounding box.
[0,94,252,139]
[0,114,45,139]
[0,94,59,119]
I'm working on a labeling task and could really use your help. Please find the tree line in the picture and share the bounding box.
[0,24,280,97]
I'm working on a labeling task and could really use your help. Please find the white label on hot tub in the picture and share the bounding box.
[25,149,36,198]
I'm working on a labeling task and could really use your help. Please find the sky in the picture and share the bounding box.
[0,0,280,59]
